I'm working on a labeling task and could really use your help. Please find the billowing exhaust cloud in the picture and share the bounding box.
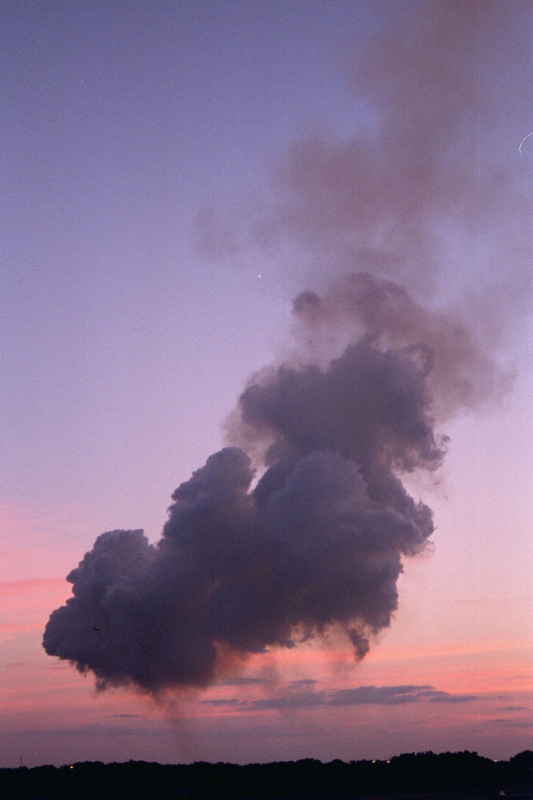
[43,1,531,694]
[44,275,448,691]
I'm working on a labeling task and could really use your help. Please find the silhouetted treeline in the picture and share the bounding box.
[0,749,531,799]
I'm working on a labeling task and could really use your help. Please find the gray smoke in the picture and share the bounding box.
[43,1,532,694]
[197,1,532,326]
[43,280,448,691]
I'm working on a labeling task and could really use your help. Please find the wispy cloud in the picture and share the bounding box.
[328,685,478,706]
[110,713,143,719]
[215,677,267,686]
[202,683,479,713]
[486,719,533,730]
[12,724,165,739]
[202,698,241,707]
[245,690,327,712]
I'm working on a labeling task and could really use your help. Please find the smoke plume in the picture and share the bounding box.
[43,1,532,694]
[198,1,532,323]
[44,278,446,691]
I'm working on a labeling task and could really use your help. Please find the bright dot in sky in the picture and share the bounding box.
[258,274,262,278]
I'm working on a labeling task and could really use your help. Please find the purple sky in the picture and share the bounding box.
[1,0,532,768]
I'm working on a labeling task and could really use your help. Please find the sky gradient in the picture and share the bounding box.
[1,0,532,768]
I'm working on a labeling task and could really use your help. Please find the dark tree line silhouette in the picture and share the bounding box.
[0,750,531,799]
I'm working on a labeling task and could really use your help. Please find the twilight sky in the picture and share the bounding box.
[1,0,532,768]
